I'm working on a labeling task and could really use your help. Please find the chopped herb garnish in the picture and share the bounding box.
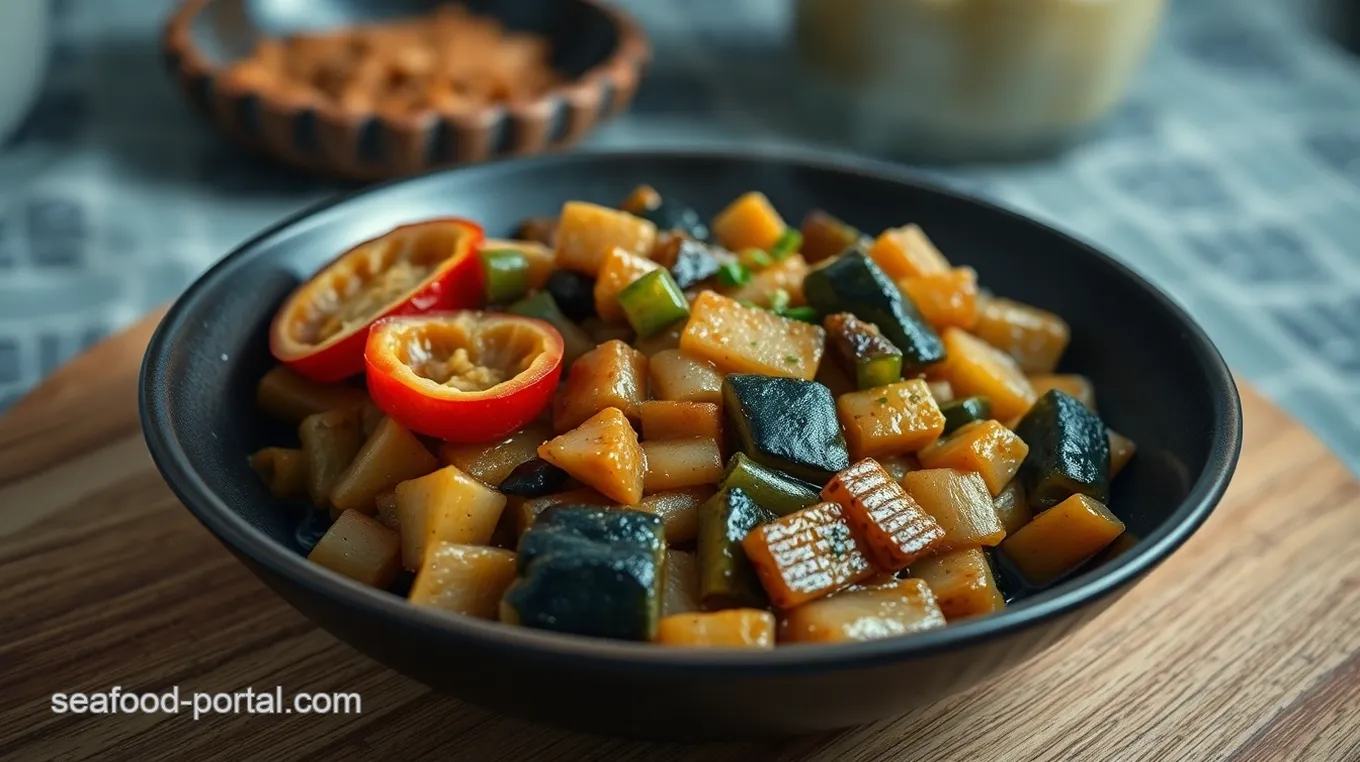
[770,229,803,260]
[783,354,800,365]
[768,288,791,312]
[877,397,888,404]
[775,306,819,323]
[738,248,774,270]
[716,261,752,288]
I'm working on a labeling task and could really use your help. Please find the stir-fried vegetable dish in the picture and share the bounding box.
[250,186,1138,648]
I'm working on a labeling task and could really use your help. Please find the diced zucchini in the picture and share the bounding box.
[917,420,1030,496]
[653,236,722,289]
[438,421,551,488]
[256,365,368,424]
[934,328,1037,421]
[250,447,308,500]
[681,291,825,379]
[482,238,554,290]
[907,548,1005,621]
[902,469,1006,552]
[503,507,666,640]
[655,609,776,648]
[642,438,725,493]
[836,378,946,460]
[992,479,1032,535]
[822,458,943,570]
[478,247,530,303]
[1000,494,1125,585]
[1014,389,1111,510]
[940,396,991,435]
[409,543,518,620]
[723,374,850,483]
[1028,373,1096,411]
[648,349,724,404]
[721,254,809,309]
[618,269,690,338]
[298,407,365,511]
[552,339,648,432]
[539,407,646,504]
[711,191,786,253]
[308,509,401,588]
[555,201,657,276]
[718,452,821,517]
[778,578,945,643]
[394,464,508,570]
[544,269,596,322]
[515,488,616,537]
[973,296,1071,374]
[498,457,570,498]
[329,417,439,516]
[661,549,702,616]
[742,501,874,608]
[1108,428,1137,479]
[506,291,594,366]
[594,246,662,323]
[640,400,722,441]
[803,249,944,371]
[697,486,777,610]
[867,224,950,280]
[824,312,904,390]
[897,267,979,331]
[640,486,714,543]
[799,209,861,263]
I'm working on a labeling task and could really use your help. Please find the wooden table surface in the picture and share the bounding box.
[1,309,1358,762]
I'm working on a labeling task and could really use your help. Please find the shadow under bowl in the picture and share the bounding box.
[139,148,1241,740]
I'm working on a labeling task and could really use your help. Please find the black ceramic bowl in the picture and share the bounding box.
[140,149,1241,740]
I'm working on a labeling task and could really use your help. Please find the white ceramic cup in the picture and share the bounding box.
[0,0,50,145]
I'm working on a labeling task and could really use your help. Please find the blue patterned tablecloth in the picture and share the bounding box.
[3,0,1359,472]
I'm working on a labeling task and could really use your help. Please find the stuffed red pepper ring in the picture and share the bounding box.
[364,311,565,442]
[269,218,484,382]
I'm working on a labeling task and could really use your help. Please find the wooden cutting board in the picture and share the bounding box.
[1,308,1358,762]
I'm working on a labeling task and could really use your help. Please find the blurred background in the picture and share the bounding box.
[0,0,1358,469]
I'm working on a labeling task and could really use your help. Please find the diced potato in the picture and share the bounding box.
[837,379,947,459]
[779,578,946,643]
[741,501,874,609]
[898,267,978,331]
[878,453,922,482]
[633,322,684,356]
[1000,494,1125,585]
[1108,428,1137,479]
[375,489,400,530]
[620,184,662,215]
[992,479,1032,535]
[721,254,809,308]
[555,201,657,276]
[394,465,508,570]
[482,238,555,290]
[799,209,861,263]
[640,401,722,441]
[680,291,824,380]
[250,447,308,500]
[329,417,440,516]
[639,486,713,543]
[649,349,724,404]
[1028,374,1096,411]
[867,224,950,281]
[438,422,552,487]
[308,510,400,588]
[932,328,1037,421]
[907,548,1005,621]
[711,191,786,253]
[973,296,1071,374]
[409,543,517,619]
[656,609,776,648]
[359,400,384,437]
[298,408,365,511]
[539,407,646,504]
[553,340,648,432]
[927,380,954,404]
[516,488,616,537]
[822,459,943,570]
[642,438,724,493]
[256,365,368,425]
[917,420,1030,496]
[903,469,1006,551]
[594,246,663,323]
[661,550,701,616]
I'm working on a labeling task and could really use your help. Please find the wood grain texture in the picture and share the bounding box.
[1,314,1358,761]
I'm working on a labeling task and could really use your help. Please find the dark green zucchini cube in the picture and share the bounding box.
[722,373,850,484]
[1014,389,1111,511]
[697,486,776,610]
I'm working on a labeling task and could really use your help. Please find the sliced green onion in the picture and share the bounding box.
[770,229,803,260]
[768,288,791,312]
[738,248,773,270]
[617,269,691,338]
[856,354,905,391]
[774,306,819,323]
[716,261,752,288]
[479,248,529,303]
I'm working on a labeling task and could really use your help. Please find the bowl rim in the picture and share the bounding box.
[140,146,1243,673]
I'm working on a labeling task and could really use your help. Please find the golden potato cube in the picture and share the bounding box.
[661,549,702,616]
[742,501,875,609]
[595,246,663,323]
[250,447,308,500]
[917,419,1030,496]
[656,609,776,648]
[867,224,950,280]
[821,458,943,571]
[555,201,657,276]
[329,416,439,516]
[553,339,648,432]
[903,468,1006,551]
[680,291,824,380]
[932,328,1037,421]
[1000,493,1126,585]
[409,543,518,620]
[394,465,508,570]
[972,296,1071,374]
[308,509,401,588]
[992,479,1032,535]
[779,578,945,643]
[640,400,723,441]
[711,191,786,253]
[837,379,947,459]
[539,406,646,504]
[897,266,978,331]
[256,366,368,425]
[438,421,552,488]
[648,349,724,404]
[298,407,365,511]
[908,548,1005,621]
[642,438,725,493]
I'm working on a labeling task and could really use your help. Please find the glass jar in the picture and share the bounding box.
[794,0,1165,160]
